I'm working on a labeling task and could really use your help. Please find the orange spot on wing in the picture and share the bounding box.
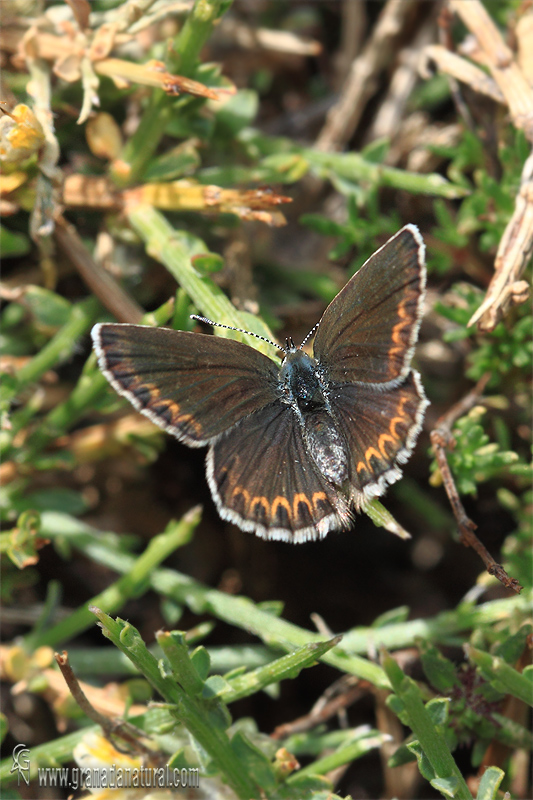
[312,491,327,511]
[143,382,161,399]
[176,412,203,436]
[232,485,250,507]
[292,492,313,517]
[378,433,396,456]
[388,294,415,368]
[250,496,270,516]
[364,446,381,464]
[272,496,291,518]
[389,396,409,438]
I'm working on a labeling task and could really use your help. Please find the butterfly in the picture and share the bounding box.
[92,225,428,543]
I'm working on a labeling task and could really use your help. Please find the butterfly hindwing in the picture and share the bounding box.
[207,401,351,542]
[328,371,428,504]
[313,225,425,385]
[92,323,281,446]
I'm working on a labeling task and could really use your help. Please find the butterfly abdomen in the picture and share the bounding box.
[303,411,349,487]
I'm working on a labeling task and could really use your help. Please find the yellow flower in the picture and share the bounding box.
[0,104,45,164]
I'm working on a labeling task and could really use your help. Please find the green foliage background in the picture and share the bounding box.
[1,1,531,799]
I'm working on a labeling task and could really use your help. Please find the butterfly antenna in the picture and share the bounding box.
[299,321,320,350]
[191,315,286,352]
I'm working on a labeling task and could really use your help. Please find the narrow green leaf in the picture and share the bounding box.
[230,731,277,789]
[475,766,505,800]
[431,776,461,797]
[407,740,436,782]
[466,644,533,707]
[190,645,211,681]
[383,652,473,800]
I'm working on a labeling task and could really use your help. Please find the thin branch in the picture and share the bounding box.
[422,45,505,105]
[315,0,418,151]
[430,375,522,594]
[54,650,153,756]
[54,213,144,324]
[450,0,533,141]
[271,676,365,740]
[468,149,533,331]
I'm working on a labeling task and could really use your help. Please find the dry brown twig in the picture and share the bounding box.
[332,0,367,90]
[429,374,523,595]
[422,45,506,105]
[424,0,533,332]
[55,651,153,755]
[315,0,419,151]
[218,18,322,57]
[450,0,533,140]
[54,213,145,324]
[467,150,533,330]
[271,674,365,741]
[366,14,437,147]
[1,18,233,127]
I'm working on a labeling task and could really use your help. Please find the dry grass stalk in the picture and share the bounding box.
[468,151,533,330]
[315,0,418,151]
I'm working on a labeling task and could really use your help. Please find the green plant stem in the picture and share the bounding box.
[198,131,470,198]
[306,150,470,198]
[157,631,205,695]
[38,512,386,686]
[220,637,342,703]
[112,93,172,187]
[341,599,533,652]
[465,644,533,707]
[384,652,473,800]
[140,568,385,685]
[127,205,276,355]
[0,296,101,411]
[113,0,227,186]
[37,513,533,689]
[172,691,259,800]
[93,609,260,800]
[65,644,274,677]
[171,0,226,76]
[24,512,199,651]
[287,732,387,783]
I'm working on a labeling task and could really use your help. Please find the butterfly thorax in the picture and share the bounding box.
[279,349,326,410]
[279,349,349,487]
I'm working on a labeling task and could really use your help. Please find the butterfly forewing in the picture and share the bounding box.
[92,323,281,446]
[207,401,351,542]
[313,225,425,385]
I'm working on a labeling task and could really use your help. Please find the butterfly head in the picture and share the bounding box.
[284,335,297,353]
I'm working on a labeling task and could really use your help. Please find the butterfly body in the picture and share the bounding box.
[278,347,350,487]
[92,224,429,543]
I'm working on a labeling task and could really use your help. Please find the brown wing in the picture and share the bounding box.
[92,323,281,446]
[206,402,352,542]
